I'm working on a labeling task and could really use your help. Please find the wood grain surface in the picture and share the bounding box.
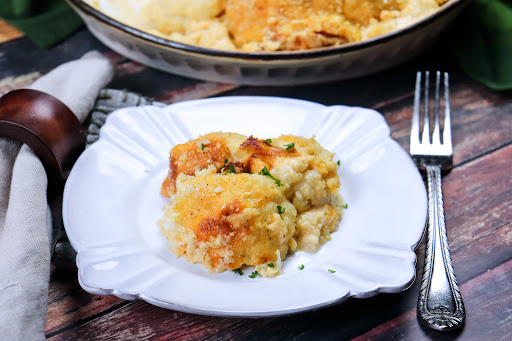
[0,25,510,341]
[0,20,23,43]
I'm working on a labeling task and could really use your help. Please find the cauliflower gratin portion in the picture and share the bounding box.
[158,133,343,277]
[86,0,448,52]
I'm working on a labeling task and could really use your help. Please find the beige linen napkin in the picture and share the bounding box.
[0,51,114,340]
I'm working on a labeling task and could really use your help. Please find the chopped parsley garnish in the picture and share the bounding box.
[201,143,205,151]
[249,271,261,278]
[252,155,258,158]
[328,269,335,273]
[258,167,284,187]
[341,203,348,209]
[221,159,230,173]
[277,205,285,215]
[268,263,275,268]
[264,138,272,144]
[337,160,341,166]
[232,268,243,275]
[284,142,295,150]
[298,264,305,270]
[226,164,235,174]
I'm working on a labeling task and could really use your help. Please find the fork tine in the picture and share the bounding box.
[432,71,441,145]
[422,71,430,144]
[411,71,421,146]
[443,72,452,148]
[410,71,453,165]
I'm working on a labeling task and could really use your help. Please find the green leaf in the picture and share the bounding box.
[298,264,305,270]
[268,263,275,268]
[232,268,243,275]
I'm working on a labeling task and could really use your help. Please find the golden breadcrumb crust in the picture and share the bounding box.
[159,132,342,276]
[87,0,448,51]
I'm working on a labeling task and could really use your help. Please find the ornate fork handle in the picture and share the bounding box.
[417,165,465,330]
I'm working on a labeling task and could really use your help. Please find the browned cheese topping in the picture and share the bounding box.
[159,132,343,277]
[87,0,449,52]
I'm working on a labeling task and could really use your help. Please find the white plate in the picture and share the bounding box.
[63,96,427,317]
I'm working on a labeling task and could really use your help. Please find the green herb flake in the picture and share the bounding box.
[341,203,348,209]
[232,268,243,275]
[249,271,261,278]
[298,264,305,270]
[201,143,205,151]
[220,159,230,173]
[277,205,285,215]
[264,138,272,144]
[328,269,335,273]
[252,155,258,158]
[226,164,235,174]
[268,263,275,268]
[284,142,295,150]
[337,160,341,166]
[258,167,284,187]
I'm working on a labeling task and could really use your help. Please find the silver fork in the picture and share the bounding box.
[410,71,465,331]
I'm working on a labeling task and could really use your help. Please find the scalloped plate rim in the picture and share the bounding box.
[76,265,418,317]
[63,96,427,317]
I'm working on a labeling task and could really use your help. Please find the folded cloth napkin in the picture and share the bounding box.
[450,0,512,90]
[0,0,83,48]
[0,51,113,340]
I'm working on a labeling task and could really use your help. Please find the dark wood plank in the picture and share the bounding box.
[386,80,512,166]
[45,270,127,336]
[0,30,110,79]
[0,29,238,103]
[0,19,23,43]
[444,146,512,252]
[156,83,239,104]
[352,258,512,341]
[109,61,238,103]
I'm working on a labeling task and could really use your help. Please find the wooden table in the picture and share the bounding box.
[1,21,511,341]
